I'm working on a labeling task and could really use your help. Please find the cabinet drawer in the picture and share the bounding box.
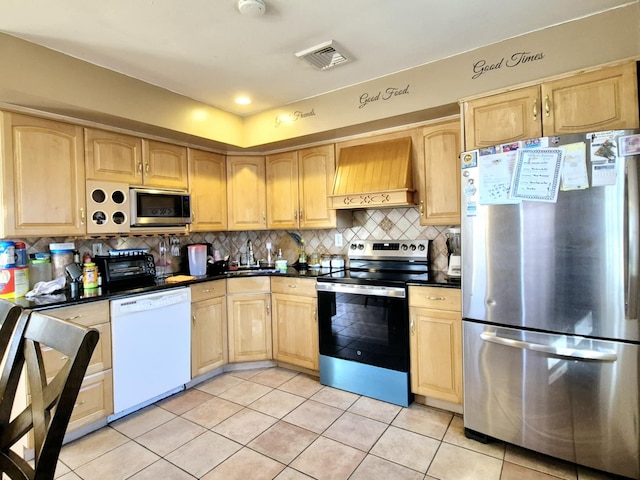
[227,276,270,294]
[271,277,316,297]
[408,286,461,311]
[190,280,226,302]
[43,322,111,378]
[47,300,110,326]
[67,369,114,432]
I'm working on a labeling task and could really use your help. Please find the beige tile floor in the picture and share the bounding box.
[54,367,621,480]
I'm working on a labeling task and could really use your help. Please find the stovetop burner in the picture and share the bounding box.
[317,239,430,286]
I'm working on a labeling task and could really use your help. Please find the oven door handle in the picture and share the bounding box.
[316,282,406,298]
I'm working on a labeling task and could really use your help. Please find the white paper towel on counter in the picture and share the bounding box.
[25,276,66,299]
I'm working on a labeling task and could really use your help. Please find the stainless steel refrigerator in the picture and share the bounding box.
[461,130,640,479]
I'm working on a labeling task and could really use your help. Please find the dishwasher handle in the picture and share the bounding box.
[480,330,618,362]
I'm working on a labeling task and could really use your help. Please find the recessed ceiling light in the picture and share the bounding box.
[235,97,252,105]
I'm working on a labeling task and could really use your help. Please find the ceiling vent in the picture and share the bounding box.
[295,41,350,70]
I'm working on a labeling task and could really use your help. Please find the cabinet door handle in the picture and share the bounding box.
[192,313,196,324]
[544,95,550,117]
[202,289,212,293]
[294,210,298,220]
[262,211,266,224]
[65,315,82,321]
[410,318,415,335]
[426,296,446,301]
[313,307,317,322]
[74,400,86,408]
[80,207,85,225]
[192,210,196,222]
[532,100,538,120]
[266,303,270,315]
[145,162,150,173]
[288,284,297,288]
[419,201,424,216]
[299,208,303,221]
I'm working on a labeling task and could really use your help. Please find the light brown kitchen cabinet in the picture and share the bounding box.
[418,119,461,225]
[409,286,462,404]
[188,149,227,232]
[190,280,228,377]
[266,145,340,230]
[142,139,188,190]
[271,277,318,371]
[44,300,113,433]
[85,130,188,189]
[463,62,639,150]
[0,112,86,237]
[84,128,142,183]
[226,276,272,362]
[227,155,267,230]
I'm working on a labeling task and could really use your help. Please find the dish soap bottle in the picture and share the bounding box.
[298,239,308,270]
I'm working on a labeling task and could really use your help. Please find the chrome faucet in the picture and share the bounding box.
[247,239,255,266]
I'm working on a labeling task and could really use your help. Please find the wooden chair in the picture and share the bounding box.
[0,300,24,359]
[0,310,99,480]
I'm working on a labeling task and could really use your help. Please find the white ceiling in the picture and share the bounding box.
[0,0,635,117]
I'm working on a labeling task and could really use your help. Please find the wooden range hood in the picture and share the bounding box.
[329,136,415,209]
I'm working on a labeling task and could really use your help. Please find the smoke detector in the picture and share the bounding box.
[295,41,350,70]
[238,0,266,16]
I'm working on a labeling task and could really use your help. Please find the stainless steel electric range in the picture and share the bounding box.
[316,239,430,407]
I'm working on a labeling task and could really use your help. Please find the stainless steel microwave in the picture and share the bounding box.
[130,188,192,227]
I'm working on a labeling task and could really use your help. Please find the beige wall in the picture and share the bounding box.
[0,4,638,149]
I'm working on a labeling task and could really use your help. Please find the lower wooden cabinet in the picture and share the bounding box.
[190,280,228,377]
[271,277,318,370]
[43,300,113,433]
[408,286,462,404]
[227,277,272,362]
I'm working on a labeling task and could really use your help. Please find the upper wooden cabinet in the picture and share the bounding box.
[418,119,461,226]
[85,130,188,190]
[85,128,142,183]
[188,149,227,232]
[0,112,87,237]
[266,145,338,230]
[298,145,340,229]
[227,155,267,230]
[463,62,639,150]
[142,139,188,190]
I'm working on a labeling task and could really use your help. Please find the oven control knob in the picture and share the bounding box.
[418,244,426,251]
[409,244,417,251]
[401,244,408,251]
[350,244,358,250]
[357,243,364,250]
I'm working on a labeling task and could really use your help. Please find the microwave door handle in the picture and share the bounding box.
[479,331,617,362]
[625,156,639,321]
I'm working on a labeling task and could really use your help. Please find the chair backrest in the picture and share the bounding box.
[0,310,99,480]
[0,300,24,360]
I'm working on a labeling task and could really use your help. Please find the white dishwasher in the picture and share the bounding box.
[109,287,191,421]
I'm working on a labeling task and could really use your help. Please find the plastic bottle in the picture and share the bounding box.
[82,262,98,289]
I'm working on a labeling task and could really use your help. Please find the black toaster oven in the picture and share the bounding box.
[94,253,156,290]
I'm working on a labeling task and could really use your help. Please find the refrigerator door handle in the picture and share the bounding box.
[626,156,639,320]
[480,330,618,361]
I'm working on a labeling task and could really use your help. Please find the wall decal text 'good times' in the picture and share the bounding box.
[472,51,544,79]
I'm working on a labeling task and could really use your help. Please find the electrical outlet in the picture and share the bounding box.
[92,243,103,257]
[335,233,343,247]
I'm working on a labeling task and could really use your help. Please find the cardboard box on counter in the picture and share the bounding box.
[0,267,29,298]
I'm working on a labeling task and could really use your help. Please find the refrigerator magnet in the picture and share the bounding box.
[618,134,640,156]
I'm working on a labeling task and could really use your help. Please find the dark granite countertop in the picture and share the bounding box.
[8,267,459,311]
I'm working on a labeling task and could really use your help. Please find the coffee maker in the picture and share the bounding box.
[446,227,461,278]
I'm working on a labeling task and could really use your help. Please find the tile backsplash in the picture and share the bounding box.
[19,207,456,275]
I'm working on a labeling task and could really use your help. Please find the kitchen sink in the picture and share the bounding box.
[225,268,280,276]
